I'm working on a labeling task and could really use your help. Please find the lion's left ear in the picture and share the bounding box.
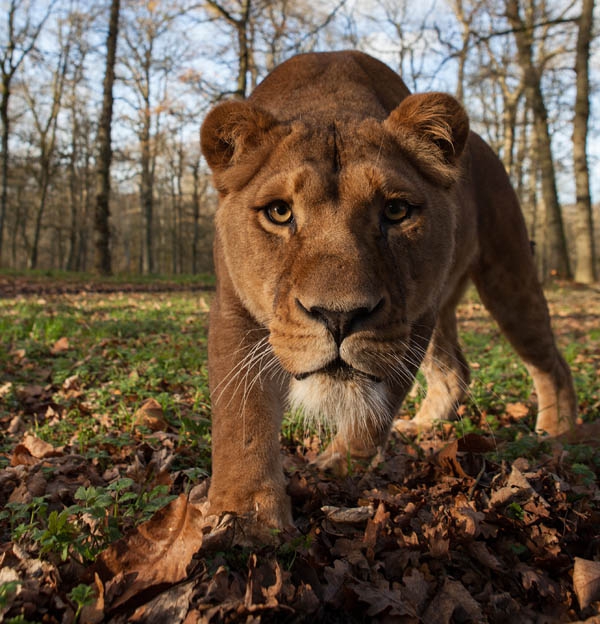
[384,93,469,184]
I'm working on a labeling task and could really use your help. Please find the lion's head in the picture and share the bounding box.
[201,86,469,441]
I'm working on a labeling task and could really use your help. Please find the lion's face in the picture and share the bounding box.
[202,94,468,437]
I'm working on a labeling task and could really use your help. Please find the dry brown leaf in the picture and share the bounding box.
[402,568,429,612]
[434,440,468,478]
[19,384,44,399]
[490,465,535,507]
[434,434,493,478]
[197,296,209,312]
[128,580,195,624]
[244,554,286,611]
[322,505,373,525]
[456,433,496,453]
[95,494,206,610]
[322,559,352,606]
[451,494,485,538]
[79,573,105,624]
[516,563,561,598]
[423,578,484,624]
[505,402,530,419]
[0,381,13,398]
[423,523,450,558]
[50,336,70,354]
[467,541,503,572]
[573,557,600,609]
[133,398,168,432]
[10,433,61,466]
[351,578,416,617]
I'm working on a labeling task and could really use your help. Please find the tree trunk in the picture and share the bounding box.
[28,168,50,269]
[501,100,517,177]
[66,108,79,271]
[141,112,154,274]
[0,85,9,265]
[505,0,572,279]
[94,0,120,275]
[572,0,596,283]
[191,160,200,274]
[236,0,251,98]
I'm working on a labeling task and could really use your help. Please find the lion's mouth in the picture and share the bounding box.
[293,358,382,383]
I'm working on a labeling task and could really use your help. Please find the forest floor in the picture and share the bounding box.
[0,273,599,623]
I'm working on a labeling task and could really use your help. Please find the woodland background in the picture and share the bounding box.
[0,0,598,284]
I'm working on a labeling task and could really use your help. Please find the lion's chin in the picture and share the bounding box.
[288,371,392,442]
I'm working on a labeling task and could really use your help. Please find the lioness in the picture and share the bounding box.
[200,51,576,529]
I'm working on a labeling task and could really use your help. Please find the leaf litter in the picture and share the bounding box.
[0,281,599,623]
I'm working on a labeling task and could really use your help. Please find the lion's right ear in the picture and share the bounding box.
[201,101,277,173]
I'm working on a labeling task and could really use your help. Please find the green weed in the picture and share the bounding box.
[0,482,176,563]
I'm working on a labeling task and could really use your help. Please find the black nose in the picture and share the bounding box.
[299,300,383,345]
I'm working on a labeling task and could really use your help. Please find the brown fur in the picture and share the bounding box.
[200,51,576,529]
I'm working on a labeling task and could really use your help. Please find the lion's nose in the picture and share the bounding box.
[297,299,384,346]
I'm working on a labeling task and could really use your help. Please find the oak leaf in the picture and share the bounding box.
[95,494,206,610]
[573,557,600,610]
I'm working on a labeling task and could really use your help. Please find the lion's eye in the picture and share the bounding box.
[265,201,293,225]
[383,198,413,223]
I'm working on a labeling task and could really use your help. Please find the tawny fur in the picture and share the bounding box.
[200,50,577,530]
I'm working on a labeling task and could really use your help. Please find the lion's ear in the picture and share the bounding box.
[384,93,469,184]
[201,100,277,172]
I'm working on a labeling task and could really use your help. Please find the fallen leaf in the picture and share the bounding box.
[423,523,450,558]
[129,580,195,624]
[490,465,535,507]
[467,541,503,572]
[245,555,286,611]
[456,433,496,453]
[0,381,13,398]
[351,578,416,617]
[10,433,62,466]
[133,398,168,432]
[516,563,561,599]
[50,336,70,354]
[401,568,429,612]
[322,505,373,525]
[422,578,484,624]
[79,573,105,624]
[505,402,530,420]
[573,557,600,609]
[95,494,206,610]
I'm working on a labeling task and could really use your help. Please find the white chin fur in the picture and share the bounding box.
[288,374,392,442]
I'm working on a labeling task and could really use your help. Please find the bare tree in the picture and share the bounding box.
[189,154,205,274]
[505,0,572,279]
[0,0,53,264]
[119,0,189,273]
[94,0,120,275]
[24,12,73,269]
[572,0,596,283]
[205,0,252,98]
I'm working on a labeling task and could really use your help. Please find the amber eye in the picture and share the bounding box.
[265,201,293,225]
[383,198,413,223]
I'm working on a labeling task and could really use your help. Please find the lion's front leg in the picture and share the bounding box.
[207,304,292,530]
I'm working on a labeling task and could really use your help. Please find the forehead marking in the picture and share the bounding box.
[331,122,342,174]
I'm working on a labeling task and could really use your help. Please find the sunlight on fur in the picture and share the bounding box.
[288,374,392,443]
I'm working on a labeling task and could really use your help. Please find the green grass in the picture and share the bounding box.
[0,291,212,468]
